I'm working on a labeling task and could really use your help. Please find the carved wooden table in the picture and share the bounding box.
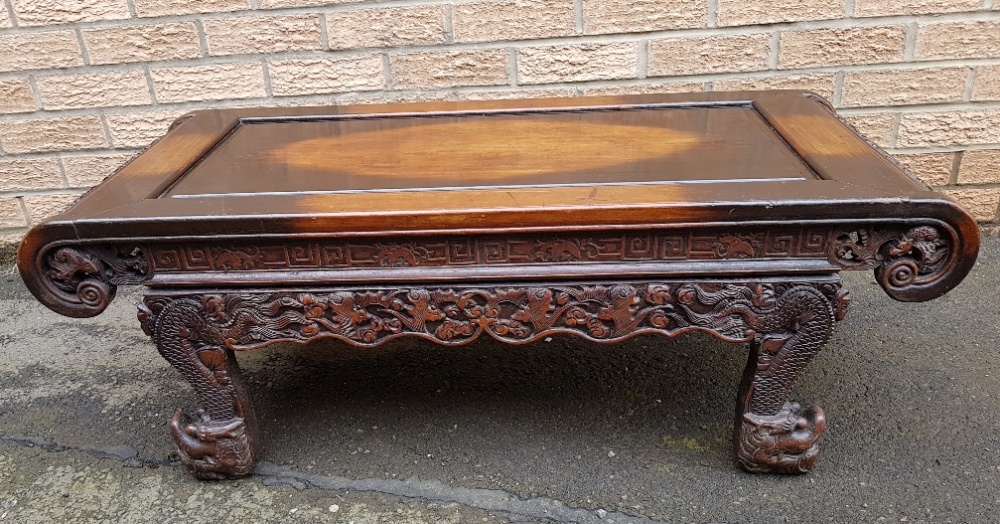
[18,92,979,479]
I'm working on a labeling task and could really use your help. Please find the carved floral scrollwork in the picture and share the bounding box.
[42,246,149,316]
[830,225,952,300]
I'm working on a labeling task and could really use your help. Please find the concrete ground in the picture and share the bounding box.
[1,237,998,524]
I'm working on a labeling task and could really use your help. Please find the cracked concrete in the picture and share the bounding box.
[2,238,1000,523]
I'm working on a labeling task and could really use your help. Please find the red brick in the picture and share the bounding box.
[390,50,509,89]
[23,194,81,224]
[943,188,999,221]
[0,116,107,154]
[854,0,980,17]
[83,23,202,65]
[327,6,445,50]
[37,70,151,110]
[897,109,1000,148]
[10,0,128,26]
[0,31,82,73]
[894,153,955,186]
[649,34,770,77]
[957,150,1000,185]
[584,0,704,34]
[713,74,836,101]
[105,110,188,149]
[133,0,248,17]
[453,0,574,43]
[62,154,133,187]
[841,112,896,148]
[518,43,637,84]
[780,26,905,69]
[0,199,27,229]
[717,0,840,26]
[972,65,1000,101]
[0,79,37,114]
[204,15,321,56]
[840,68,968,108]
[916,21,1000,61]
[0,159,64,192]
[268,57,384,96]
[151,63,265,103]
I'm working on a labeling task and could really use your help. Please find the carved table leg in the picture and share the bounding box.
[731,284,845,474]
[138,297,260,479]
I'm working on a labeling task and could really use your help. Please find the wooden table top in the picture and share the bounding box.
[27,91,974,239]
[19,91,980,318]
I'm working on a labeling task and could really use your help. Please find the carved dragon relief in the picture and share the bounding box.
[140,279,845,477]
[41,246,150,316]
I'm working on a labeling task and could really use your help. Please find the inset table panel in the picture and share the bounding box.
[165,105,817,197]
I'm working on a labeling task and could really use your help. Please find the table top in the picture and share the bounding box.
[19,91,980,317]
[27,91,974,238]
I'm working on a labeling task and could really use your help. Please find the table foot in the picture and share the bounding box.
[736,402,825,473]
[726,285,842,474]
[139,297,261,480]
[168,410,255,480]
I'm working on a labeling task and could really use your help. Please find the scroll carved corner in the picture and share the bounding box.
[41,245,149,317]
[830,225,952,301]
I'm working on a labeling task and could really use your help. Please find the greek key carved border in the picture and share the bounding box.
[147,228,832,273]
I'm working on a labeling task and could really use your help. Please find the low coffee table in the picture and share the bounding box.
[18,91,979,479]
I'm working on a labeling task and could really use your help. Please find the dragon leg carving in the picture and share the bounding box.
[731,285,840,474]
[139,297,260,480]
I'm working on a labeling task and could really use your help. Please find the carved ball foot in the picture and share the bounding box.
[735,402,826,474]
[168,409,256,480]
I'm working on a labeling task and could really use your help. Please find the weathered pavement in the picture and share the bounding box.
[1,237,999,523]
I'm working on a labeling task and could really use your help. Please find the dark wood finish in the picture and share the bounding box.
[18,91,979,479]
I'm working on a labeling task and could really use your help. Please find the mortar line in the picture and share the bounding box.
[74,28,92,66]
[143,65,158,106]
[5,4,1000,33]
[318,13,331,50]
[55,155,70,188]
[903,22,918,61]
[125,0,137,18]
[949,150,964,185]
[381,53,392,90]
[2,0,17,27]
[194,19,209,57]
[637,41,648,80]
[508,48,518,87]
[5,33,1000,81]
[574,0,583,34]
[443,4,453,44]
[707,0,718,27]
[833,71,845,107]
[889,112,902,149]
[768,32,780,70]
[3,83,1000,125]
[0,187,93,199]
[844,0,855,18]
[963,67,977,102]
[98,112,115,148]
[261,59,274,98]
[26,75,43,111]
[16,197,30,226]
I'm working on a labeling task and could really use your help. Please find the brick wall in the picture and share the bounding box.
[1,0,998,242]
